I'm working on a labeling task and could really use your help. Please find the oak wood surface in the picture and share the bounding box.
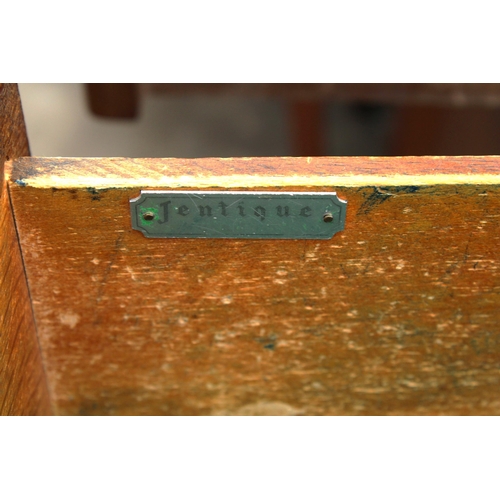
[6,156,500,415]
[0,84,52,415]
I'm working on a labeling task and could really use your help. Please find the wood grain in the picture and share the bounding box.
[0,84,52,415]
[9,156,500,189]
[6,156,500,415]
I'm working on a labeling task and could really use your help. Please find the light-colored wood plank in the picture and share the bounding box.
[0,84,52,415]
[6,156,500,415]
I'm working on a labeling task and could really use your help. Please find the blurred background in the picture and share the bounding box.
[18,83,500,158]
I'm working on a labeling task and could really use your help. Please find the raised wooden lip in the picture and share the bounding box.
[6,156,500,189]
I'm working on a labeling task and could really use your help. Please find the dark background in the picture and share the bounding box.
[19,83,500,158]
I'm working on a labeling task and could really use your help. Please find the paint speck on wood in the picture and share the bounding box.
[59,312,80,329]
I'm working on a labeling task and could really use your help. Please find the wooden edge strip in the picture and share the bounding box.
[6,156,500,189]
[0,85,52,415]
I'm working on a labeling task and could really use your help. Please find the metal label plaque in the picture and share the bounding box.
[130,191,347,239]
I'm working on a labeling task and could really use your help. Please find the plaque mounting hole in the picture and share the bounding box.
[142,212,155,221]
[323,212,334,223]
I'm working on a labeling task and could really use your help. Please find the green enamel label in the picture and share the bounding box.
[130,191,347,239]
